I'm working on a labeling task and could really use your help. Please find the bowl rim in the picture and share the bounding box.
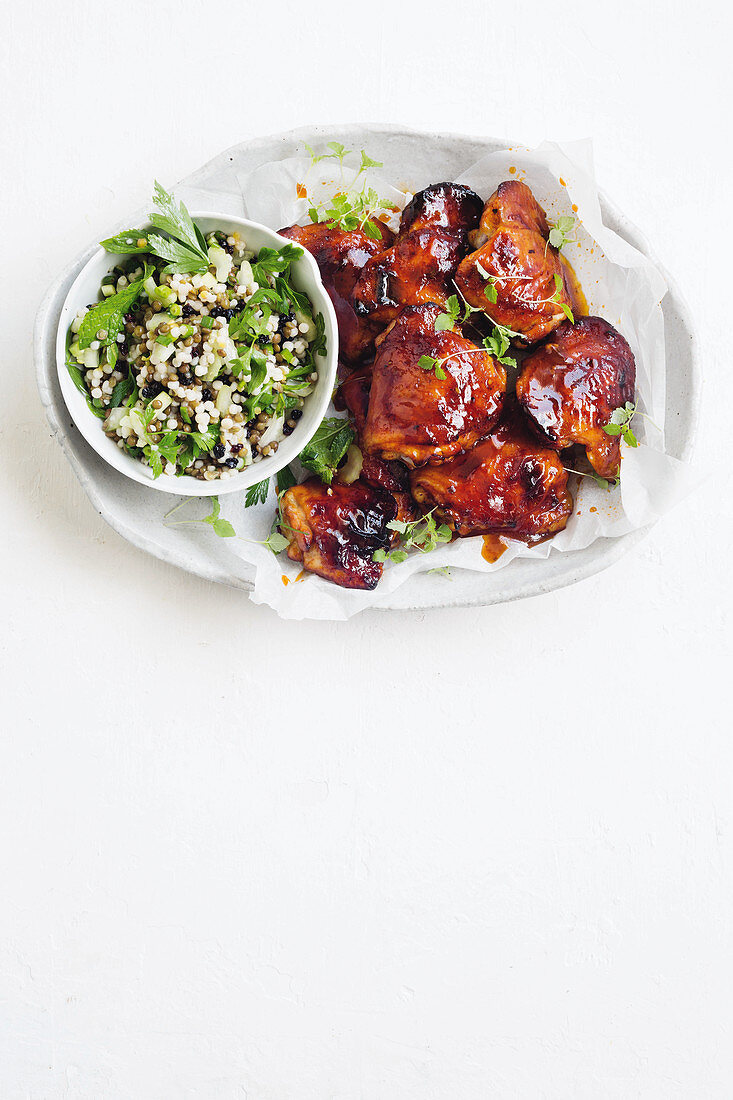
[54,210,339,496]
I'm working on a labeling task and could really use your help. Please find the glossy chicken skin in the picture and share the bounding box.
[335,366,418,530]
[362,303,506,467]
[334,362,372,435]
[351,228,464,324]
[279,221,395,363]
[410,401,572,542]
[351,182,482,325]
[399,181,483,239]
[516,315,636,479]
[455,180,579,344]
[279,478,397,590]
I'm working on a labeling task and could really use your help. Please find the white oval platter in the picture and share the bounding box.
[34,124,700,612]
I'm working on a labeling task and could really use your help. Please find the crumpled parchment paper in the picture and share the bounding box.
[180,140,697,620]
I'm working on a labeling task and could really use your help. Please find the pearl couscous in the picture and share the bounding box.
[67,185,325,480]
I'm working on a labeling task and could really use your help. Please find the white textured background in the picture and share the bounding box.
[1,0,731,1096]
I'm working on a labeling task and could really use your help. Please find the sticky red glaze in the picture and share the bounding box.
[280,478,397,590]
[455,180,580,344]
[362,303,506,466]
[351,228,464,324]
[334,362,372,436]
[410,400,572,541]
[278,221,395,363]
[516,315,636,478]
[399,182,483,239]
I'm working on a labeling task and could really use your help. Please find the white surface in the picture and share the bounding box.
[0,0,730,1096]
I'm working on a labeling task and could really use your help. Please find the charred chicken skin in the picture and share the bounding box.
[278,220,395,364]
[455,180,580,344]
[362,303,506,467]
[410,401,572,542]
[351,228,464,324]
[515,315,636,479]
[334,368,418,530]
[399,182,483,239]
[351,182,482,325]
[279,478,397,590]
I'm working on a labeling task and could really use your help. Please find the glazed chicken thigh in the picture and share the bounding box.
[399,181,483,240]
[279,220,395,364]
[455,180,580,344]
[410,400,572,542]
[351,182,482,325]
[362,303,506,467]
[279,478,397,590]
[516,315,636,479]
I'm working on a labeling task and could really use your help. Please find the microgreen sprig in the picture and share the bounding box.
[547,214,577,251]
[602,401,660,447]
[433,292,519,369]
[163,495,236,538]
[300,144,392,241]
[563,466,619,491]
[373,509,452,564]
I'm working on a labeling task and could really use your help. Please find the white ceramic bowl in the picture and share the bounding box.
[55,213,338,496]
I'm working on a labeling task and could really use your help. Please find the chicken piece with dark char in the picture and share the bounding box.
[361,302,506,467]
[351,183,483,325]
[278,220,395,365]
[515,315,636,479]
[410,400,573,542]
[399,181,483,240]
[279,478,397,590]
[455,180,581,344]
[334,366,418,530]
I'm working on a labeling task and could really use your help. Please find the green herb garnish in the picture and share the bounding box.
[100,231,150,255]
[547,215,576,251]
[301,144,390,239]
[146,180,210,275]
[299,416,355,484]
[163,496,235,537]
[245,478,271,507]
[373,509,452,564]
[602,402,639,447]
[77,268,151,351]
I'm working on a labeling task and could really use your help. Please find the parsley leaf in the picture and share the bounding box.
[299,417,355,484]
[100,230,150,254]
[276,465,297,494]
[245,478,270,507]
[147,181,209,274]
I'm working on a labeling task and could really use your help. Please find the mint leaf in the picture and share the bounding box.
[299,417,355,485]
[77,277,146,350]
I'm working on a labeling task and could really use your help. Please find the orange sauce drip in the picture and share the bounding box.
[296,182,307,199]
[295,569,306,583]
[561,256,589,317]
[571,203,578,213]
[559,177,567,187]
[590,506,597,513]
[281,575,290,586]
[482,535,507,563]
[509,166,516,174]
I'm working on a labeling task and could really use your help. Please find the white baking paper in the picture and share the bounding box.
[176,141,696,620]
